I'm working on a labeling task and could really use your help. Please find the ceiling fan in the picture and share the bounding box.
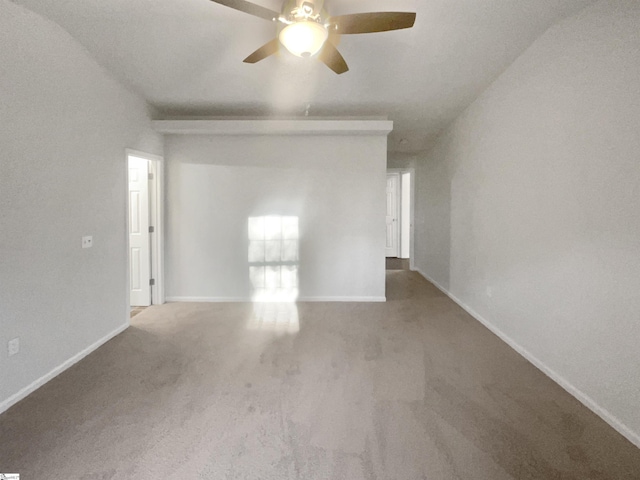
[209,0,416,74]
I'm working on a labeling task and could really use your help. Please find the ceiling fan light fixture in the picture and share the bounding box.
[279,21,328,58]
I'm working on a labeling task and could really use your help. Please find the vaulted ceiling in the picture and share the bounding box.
[13,0,595,152]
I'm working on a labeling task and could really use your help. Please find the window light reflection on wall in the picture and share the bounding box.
[248,216,299,302]
[247,215,300,334]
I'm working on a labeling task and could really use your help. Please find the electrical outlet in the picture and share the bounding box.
[82,235,93,249]
[8,337,19,357]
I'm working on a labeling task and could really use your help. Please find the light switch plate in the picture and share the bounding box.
[8,337,19,356]
[82,236,93,249]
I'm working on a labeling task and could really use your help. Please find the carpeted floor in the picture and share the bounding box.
[1,271,639,479]
[130,306,147,318]
[385,257,410,270]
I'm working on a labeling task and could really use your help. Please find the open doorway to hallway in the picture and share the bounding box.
[386,169,413,271]
[126,150,165,312]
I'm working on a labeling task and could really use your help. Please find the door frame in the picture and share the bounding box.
[387,168,415,270]
[126,149,165,312]
[386,172,401,258]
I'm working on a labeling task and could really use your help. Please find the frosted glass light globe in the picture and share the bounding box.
[279,21,328,58]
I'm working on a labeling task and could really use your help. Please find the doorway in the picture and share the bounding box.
[386,169,414,268]
[126,150,164,309]
[386,173,400,258]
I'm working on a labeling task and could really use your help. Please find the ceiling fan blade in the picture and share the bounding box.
[328,32,341,47]
[244,38,280,63]
[317,41,349,75]
[329,12,416,34]
[210,0,279,21]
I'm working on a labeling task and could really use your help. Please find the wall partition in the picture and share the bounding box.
[155,119,392,302]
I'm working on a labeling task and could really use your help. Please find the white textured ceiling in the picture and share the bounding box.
[13,0,595,152]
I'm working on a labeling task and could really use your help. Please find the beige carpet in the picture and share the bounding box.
[1,271,639,479]
[130,306,147,318]
[385,257,410,270]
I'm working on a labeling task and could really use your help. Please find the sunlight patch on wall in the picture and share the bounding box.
[248,216,299,302]
[247,215,300,333]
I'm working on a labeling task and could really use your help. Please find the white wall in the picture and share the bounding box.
[0,1,162,412]
[165,133,387,301]
[387,152,417,170]
[415,0,640,445]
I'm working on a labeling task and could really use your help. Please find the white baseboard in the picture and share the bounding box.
[414,267,640,449]
[0,323,129,415]
[166,296,386,303]
[298,296,386,302]
[166,296,251,303]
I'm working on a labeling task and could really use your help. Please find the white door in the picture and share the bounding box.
[128,156,151,306]
[400,172,411,259]
[385,173,400,257]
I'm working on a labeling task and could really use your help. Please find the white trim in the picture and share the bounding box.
[149,158,165,305]
[413,267,640,449]
[166,296,252,303]
[166,296,387,303]
[400,172,411,259]
[152,118,393,136]
[409,168,416,271]
[125,149,163,163]
[125,149,165,307]
[298,296,386,302]
[387,167,416,266]
[385,172,401,258]
[0,323,128,415]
